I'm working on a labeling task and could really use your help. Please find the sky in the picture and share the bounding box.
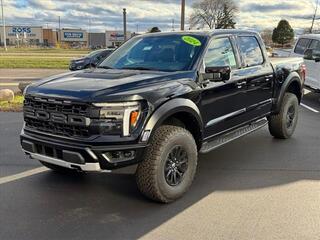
[2,0,320,33]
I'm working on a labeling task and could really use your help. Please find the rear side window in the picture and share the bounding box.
[309,40,320,51]
[294,38,311,54]
[238,36,264,67]
[309,40,320,58]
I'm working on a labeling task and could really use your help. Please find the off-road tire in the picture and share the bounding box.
[135,125,198,203]
[268,92,299,139]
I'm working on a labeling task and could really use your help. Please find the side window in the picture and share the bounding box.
[309,40,320,51]
[238,36,264,67]
[294,38,311,54]
[204,38,237,68]
[309,40,320,58]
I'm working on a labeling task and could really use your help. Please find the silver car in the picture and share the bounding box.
[290,34,320,91]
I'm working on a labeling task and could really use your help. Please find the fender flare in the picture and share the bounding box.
[274,72,303,113]
[142,98,203,142]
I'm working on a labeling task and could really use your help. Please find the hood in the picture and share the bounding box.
[26,68,199,105]
[71,57,89,63]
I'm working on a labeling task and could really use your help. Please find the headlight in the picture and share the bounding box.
[93,102,141,136]
[23,84,29,97]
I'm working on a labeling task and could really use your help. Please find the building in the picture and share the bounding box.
[88,32,106,48]
[59,28,88,48]
[0,25,43,46]
[106,31,131,48]
[43,28,57,47]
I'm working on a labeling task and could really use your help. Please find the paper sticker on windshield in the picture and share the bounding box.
[182,36,201,46]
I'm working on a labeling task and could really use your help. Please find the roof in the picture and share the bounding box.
[142,29,259,38]
[298,34,320,40]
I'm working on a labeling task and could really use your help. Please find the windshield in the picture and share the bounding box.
[99,34,207,72]
[87,50,104,58]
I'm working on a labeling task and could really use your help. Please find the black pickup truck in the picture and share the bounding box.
[21,30,305,203]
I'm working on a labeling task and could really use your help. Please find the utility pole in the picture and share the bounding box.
[311,0,319,33]
[181,0,185,31]
[1,0,7,51]
[172,19,175,31]
[123,8,127,41]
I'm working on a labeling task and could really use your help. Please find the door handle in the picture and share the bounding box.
[236,81,247,88]
[265,75,273,82]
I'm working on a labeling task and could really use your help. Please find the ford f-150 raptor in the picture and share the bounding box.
[21,30,305,203]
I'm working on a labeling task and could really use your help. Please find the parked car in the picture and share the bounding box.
[21,30,305,203]
[69,49,114,71]
[290,34,320,91]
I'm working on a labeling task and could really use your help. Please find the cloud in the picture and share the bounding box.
[242,3,297,12]
[2,0,320,32]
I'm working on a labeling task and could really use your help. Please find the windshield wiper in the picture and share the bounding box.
[97,66,114,69]
[121,66,157,71]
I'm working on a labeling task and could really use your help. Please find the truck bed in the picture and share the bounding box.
[270,57,304,65]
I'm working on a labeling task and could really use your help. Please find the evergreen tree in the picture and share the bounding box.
[272,20,294,46]
[149,27,161,33]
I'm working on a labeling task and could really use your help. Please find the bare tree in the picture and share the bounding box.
[260,29,273,46]
[189,0,238,29]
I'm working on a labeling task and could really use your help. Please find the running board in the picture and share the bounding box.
[200,118,268,154]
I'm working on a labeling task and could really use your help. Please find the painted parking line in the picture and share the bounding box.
[0,167,48,185]
[301,103,319,113]
[0,83,19,86]
[0,77,36,79]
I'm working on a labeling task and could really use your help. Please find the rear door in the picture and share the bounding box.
[200,36,250,138]
[235,35,274,119]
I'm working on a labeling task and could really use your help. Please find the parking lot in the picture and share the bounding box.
[0,91,320,240]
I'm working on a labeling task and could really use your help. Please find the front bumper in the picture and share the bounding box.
[20,130,147,172]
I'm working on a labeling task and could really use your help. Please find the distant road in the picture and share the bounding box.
[0,69,68,92]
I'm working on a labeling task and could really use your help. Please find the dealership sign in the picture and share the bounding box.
[64,32,84,39]
[110,32,125,41]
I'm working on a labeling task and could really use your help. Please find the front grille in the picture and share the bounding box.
[24,96,93,138]
[25,118,90,137]
[24,97,89,116]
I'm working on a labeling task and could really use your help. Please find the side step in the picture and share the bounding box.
[200,118,268,154]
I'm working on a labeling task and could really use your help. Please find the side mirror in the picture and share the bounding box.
[304,49,314,60]
[204,66,231,82]
[90,62,97,68]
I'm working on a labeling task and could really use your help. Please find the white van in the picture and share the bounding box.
[291,34,320,91]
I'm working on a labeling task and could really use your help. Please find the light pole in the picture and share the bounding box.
[1,0,7,51]
[88,18,91,48]
[123,8,127,42]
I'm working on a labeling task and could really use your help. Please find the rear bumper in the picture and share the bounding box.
[20,130,147,172]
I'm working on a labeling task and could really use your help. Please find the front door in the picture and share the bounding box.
[200,36,249,139]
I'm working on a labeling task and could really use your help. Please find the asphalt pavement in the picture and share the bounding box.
[0,92,320,240]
